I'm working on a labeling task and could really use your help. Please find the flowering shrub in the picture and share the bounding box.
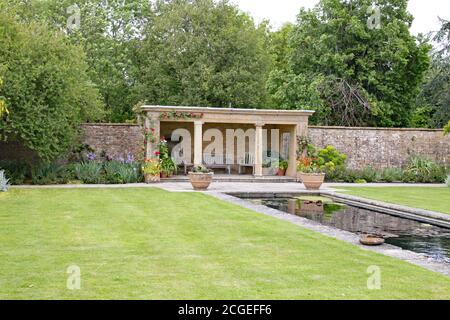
[297,157,323,173]
[142,159,161,176]
[158,138,177,176]
[159,111,203,120]
[144,127,159,144]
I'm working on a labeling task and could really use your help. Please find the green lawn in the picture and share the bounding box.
[1,188,450,300]
[339,187,450,214]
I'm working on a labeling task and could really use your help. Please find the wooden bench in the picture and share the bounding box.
[203,154,232,175]
[238,153,255,175]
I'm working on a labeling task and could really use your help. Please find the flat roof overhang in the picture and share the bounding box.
[141,105,315,125]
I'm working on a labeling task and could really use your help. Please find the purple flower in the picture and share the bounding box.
[87,152,96,161]
[126,153,135,164]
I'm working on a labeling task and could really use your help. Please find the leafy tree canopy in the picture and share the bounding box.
[267,0,431,127]
[133,0,272,109]
[1,0,151,122]
[0,11,104,161]
[414,18,450,128]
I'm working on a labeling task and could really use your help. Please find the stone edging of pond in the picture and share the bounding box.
[325,192,450,229]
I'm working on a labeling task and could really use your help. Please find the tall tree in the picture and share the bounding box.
[268,0,431,127]
[133,0,271,108]
[1,0,151,122]
[414,19,450,128]
[0,11,104,161]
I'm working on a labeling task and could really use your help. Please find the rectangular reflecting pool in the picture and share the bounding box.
[236,196,450,263]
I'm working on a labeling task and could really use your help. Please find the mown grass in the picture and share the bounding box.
[1,188,450,299]
[339,187,450,214]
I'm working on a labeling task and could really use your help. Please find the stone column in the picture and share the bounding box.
[286,124,298,177]
[254,123,264,177]
[145,112,160,160]
[193,121,203,166]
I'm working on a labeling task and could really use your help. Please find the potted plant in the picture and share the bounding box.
[262,160,273,176]
[297,156,325,190]
[142,158,161,183]
[273,159,289,176]
[160,157,177,178]
[188,165,214,191]
[158,138,177,178]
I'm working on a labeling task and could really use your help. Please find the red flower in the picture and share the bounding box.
[154,151,161,156]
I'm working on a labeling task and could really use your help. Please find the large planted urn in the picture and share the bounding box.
[188,166,214,191]
[298,173,326,190]
[144,173,160,183]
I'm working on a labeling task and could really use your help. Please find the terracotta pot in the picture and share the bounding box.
[144,173,160,183]
[277,169,286,176]
[188,172,214,191]
[160,172,168,179]
[298,173,325,190]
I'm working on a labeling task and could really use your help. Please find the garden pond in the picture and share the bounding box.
[237,195,450,263]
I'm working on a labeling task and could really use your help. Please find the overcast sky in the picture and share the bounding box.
[231,0,450,35]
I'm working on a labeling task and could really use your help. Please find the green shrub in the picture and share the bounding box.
[104,161,142,184]
[324,165,346,182]
[74,162,104,184]
[380,168,403,182]
[317,145,347,171]
[58,164,77,184]
[0,160,28,185]
[403,155,447,183]
[355,179,367,184]
[341,168,360,183]
[358,166,380,183]
[31,163,62,185]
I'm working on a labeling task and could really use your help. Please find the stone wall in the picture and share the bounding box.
[0,139,39,163]
[309,126,450,169]
[1,124,449,170]
[81,124,143,160]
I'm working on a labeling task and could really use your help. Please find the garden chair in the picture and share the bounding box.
[238,153,255,175]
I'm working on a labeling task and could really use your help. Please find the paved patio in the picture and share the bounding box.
[12,182,444,191]
[157,181,444,193]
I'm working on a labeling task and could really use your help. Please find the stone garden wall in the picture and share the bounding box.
[309,126,450,169]
[81,123,143,160]
[1,124,449,170]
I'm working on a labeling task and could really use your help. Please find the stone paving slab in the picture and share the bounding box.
[11,182,445,190]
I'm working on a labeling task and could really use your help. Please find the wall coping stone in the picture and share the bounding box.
[309,126,445,132]
[83,123,446,133]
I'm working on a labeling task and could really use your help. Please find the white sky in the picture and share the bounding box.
[232,0,450,35]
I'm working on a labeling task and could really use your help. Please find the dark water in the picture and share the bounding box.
[245,197,450,263]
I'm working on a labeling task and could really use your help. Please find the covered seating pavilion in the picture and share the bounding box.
[141,105,314,178]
